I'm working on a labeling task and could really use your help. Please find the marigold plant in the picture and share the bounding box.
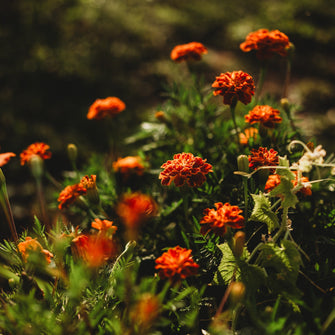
[170,42,208,63]
[155,246,199,283]
[0,152,16,167]
[91,218,118,234]
[20,142,52,166]
[159,152,212,187]
[240,28,291,60]
[18,236,53,264]
[200,202,245,237]
[112,156,145,176]
[87,96,126,120]
[245,105,282,128]
[248,147,279,173]
[212,71,255,105]
[239,127,258,146]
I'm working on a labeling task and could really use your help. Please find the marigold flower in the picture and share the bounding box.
[248,147,279,173]
[18,236,53,264]
[57,183,87,210]
[91,218,118,235]
[212,71,255,105]
[116,192,158,229]
[265,172,312,196]
[113,156,145,176]
[87,96,126,120]
[170,42,208,63]
[239,127,258,146]
[71,234,116,267]
[245,105,282,128]
[20,142,52,166]
[155,246,199,283]
[240,29,291,60]
[130,293,161,328]
[159,153,212,187]
[200,202,245,237]
[80,175,96,189]
[0,152,16,167]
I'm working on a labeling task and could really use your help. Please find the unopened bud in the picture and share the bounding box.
[67,143,78,163]
[280,98,289,110]
[229,281,246,305]
[29,155,44,179]
[233,231,245,258]
[155,111,166,122]
[237,155,249,173]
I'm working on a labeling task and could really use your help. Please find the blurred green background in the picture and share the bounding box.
[1,0,335,231]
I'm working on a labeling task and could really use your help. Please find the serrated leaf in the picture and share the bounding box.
[269,176,298,209]
[212,243,249,285]
[276,156,296,180]
[250,193,279,233]
[238,261,267,294]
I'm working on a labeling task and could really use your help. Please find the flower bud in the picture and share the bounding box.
[280,98,289,110]
[29,155,44,180]
[229,281,246,306]
[155,111,166,122]
[67,143,78,163]
[237,155,249,173]
[233,231,245,258]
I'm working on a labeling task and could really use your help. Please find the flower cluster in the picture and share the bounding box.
[20,142,52,166]
[212,71,255,105]
[170,42,208,63]
[87,97,126,120]
[18,236,53,264]
[240,28,291,60]
[292,144,327,173]
[200,202,245,237]
[248,147,279,173]
[245,105,282,128]
[113,156,145,176]
[155,246,199,283]
[91,218,118,235]
[159,152,212,187]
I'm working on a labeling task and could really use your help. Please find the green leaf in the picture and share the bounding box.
[238,262,267,295]
[269,177,298,209]
[250,193,279,233]
[276,156,296,181]
[212,243,249,285]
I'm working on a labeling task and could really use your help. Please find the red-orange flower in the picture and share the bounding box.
[265,172,312,196]
[155,246,199,283]
[0,152,16,167]
[113,156,145,176]
[91,218,118,235]
[159,153,213,187]
[80,175,96,189]
[71,234,116,267]
[245,105,282,128]
[87,97,126,120]
[170,42,208,63]
[200,202,245,237]
[239,127,258,146]
[240,29,291,60]
[57,183,87,210]
[116,192,158,229]
[212,71,255,105]
[18,236,53,264]
[20,142,52,166]
[248,147,279,173]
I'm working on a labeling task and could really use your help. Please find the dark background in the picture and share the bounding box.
[1,0,335,232]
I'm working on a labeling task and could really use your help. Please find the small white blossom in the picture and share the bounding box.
[294,145,326,173]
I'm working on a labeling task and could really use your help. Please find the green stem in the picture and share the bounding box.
[230,101,240,144]
[255,64,267,102]
[282,58,291,99]
[272,206,289,243]
[242,177,248,220]
[36,178,50,229]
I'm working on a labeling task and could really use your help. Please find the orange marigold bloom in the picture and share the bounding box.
[87,97,126,120]
[113,156,145,176]
[245,105,282,128]
[200,202,245,237]
[91,218,118,234]
[18,236,53,264]
[170,42,208,63]
[116,192,158,229]
[20,142,52,166]
[212,71,255,105]
[159,153,213,187]
[57,183,87,210]
[155,246,199,283]
[240,29,291,60]
[0,152,16,167]
[239,127,258,146]
[72,234,116,267]
[265,172,312,196]
[80,175,96,189]
[248,147,279,173]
